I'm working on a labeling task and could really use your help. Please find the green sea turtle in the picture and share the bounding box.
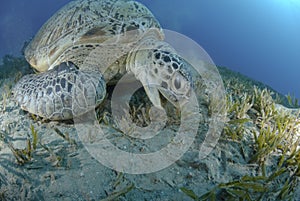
[13,0,194,120]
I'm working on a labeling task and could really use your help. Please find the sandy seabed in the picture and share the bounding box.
[0,65,299,201]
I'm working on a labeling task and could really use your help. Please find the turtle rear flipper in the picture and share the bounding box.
[13,62,106,120]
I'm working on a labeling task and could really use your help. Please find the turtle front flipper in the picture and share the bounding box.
[13,62,106,120]
[127,40,193,109]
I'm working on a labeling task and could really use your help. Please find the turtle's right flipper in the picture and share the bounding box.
[13,62,106,120]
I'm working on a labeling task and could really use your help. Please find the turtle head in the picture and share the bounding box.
[153,51,193,108]
[128,46,193,109]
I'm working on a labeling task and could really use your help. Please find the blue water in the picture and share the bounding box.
[1,0,299,99]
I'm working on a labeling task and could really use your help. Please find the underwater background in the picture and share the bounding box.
[1,0,299,99]
[1,1,300,200]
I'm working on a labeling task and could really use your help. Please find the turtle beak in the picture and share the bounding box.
[143,84,163,110]
[133,70,164,109]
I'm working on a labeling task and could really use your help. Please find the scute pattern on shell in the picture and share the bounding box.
[14,0,196,121]
[25,0,162,72]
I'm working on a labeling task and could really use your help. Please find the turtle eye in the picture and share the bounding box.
[172,73,188,94]
[174,75,182,90]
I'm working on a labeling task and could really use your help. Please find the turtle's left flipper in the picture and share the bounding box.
[13,62,106,120]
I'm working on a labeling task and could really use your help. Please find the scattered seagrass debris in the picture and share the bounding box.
[0,55,299,200]
[181,86,300,200]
